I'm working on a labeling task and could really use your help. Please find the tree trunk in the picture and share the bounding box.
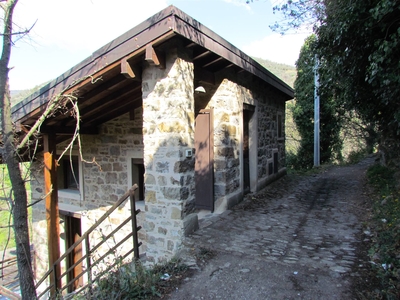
[0,0,37,298]
[3,86,37,299]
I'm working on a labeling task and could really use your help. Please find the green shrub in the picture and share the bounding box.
[74,258,188,299]
[0,163,31,250]
[367,164,400,299]
[345,150,367,165]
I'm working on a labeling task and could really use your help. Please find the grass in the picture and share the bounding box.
[0,164,15,250]
[0,163,32,251]
[366,164,400,299]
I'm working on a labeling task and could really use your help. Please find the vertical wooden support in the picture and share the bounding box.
[43,133,61,295]
[129,185,141,260]
[85,237,92,294]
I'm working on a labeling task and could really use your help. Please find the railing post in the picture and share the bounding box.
[51,263,58,297]
[36,185,142,298]
[85,237,92,294]
[129,185,141,260]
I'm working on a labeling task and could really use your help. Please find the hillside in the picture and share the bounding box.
[11,83,48,106]
[251,57,299,155]
[252,57,296,88]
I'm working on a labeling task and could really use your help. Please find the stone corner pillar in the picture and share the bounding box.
[142,49,196,264]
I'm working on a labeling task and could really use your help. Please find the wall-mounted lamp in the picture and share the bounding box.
[194,86,206,93]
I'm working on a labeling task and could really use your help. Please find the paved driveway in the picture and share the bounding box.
[170,158,374,299]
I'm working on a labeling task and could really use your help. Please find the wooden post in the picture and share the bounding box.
[129,185,141,260]
[43,133,61,295]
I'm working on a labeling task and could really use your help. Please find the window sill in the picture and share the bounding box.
[58,189,81,201]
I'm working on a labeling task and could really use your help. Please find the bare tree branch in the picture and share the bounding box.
[56,94,102,171]
[17,75,102,151]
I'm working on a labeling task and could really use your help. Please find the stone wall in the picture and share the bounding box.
[208,79,243,211]
[30,46,288,278]
[31,111,147,285]
[142,48,196,264]
[256,87,286,179]
[200,75,286,212]
[82,111,144,208]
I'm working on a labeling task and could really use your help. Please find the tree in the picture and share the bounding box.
[316,0,400,168]
[269,0,325,33]
[0,0,37,298]
[292,34,343,168]
[1,2,97,296]
[268,0,400,168]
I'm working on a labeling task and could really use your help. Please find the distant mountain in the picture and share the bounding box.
[10,82,48,106]
[252,58,299,154]
[11,90,23,97]
[252,57,296,88]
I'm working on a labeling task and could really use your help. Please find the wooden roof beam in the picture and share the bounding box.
[84,95,142,127]
[121,58,141,80]
[145,44,165,69]
[185,42,197,48]
[193,50,211,61]
[202,57,224,68]
[40,125,98,135]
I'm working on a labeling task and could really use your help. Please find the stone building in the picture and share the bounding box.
[12,5,293,293]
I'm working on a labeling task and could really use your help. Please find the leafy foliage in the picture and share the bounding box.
[270,0,325,33]
[268,0,400,170]
[0,163,31,250]
[252,57,296,87]
[317,0,400,144]
[256,0,400,296]
[76,258,189,299]
[367,164,400,299]
[291,34,343,169]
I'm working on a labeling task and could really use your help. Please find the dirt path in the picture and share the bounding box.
[169,157,375,299]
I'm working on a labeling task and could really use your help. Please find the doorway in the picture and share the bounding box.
[131,158,145,201]
[243,105,254,195]
[194,109,214,211]
[61,213,83,292]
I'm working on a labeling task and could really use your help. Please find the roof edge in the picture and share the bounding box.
[12,5,178,120]
[12,5,294,122]
[168,6,294,98]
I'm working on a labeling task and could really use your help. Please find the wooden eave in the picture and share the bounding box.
[11,5,293,147]
[170,8,294,98]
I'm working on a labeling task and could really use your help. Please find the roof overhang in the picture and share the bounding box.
[7,5,294,161]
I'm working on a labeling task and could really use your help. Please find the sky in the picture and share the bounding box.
[7,0,311,90]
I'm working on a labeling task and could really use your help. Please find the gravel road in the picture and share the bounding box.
[168,157,375,300]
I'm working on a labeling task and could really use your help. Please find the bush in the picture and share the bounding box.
[367,164,400,299]
[74,258,188,299]
[345,150,367,165]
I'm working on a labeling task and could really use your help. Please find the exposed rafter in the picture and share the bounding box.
[202,57,224,69]
[121,57,141,80]
[145,44,165,69]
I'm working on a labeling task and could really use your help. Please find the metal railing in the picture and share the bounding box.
[35,184,142,299]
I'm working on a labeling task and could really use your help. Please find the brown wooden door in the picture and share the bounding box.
[195,109,214,211]
[65,215,83,292]
[243,110,251,194]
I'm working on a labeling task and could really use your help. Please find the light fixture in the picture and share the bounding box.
[194,86,206,93]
